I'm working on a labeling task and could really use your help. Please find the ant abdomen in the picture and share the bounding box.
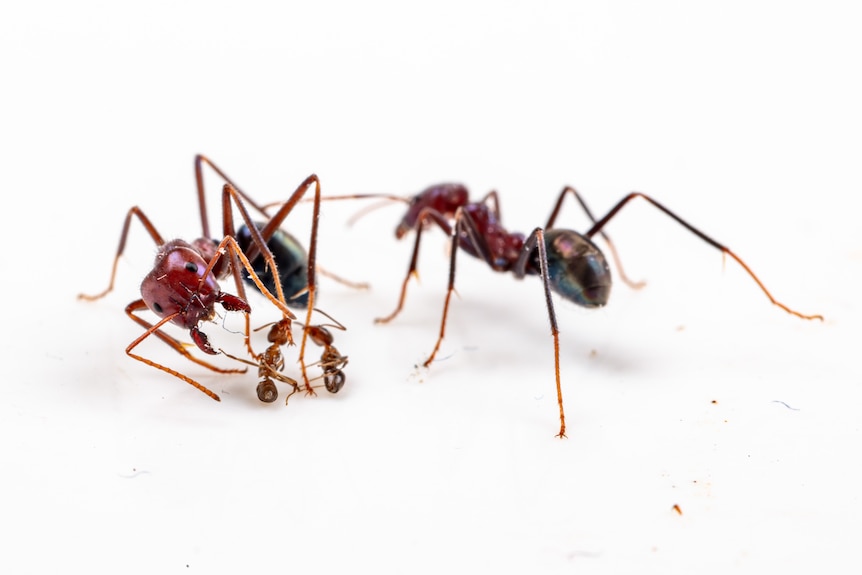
[237,223,312,309]
[536,229,611,308]
[256,379,278,403]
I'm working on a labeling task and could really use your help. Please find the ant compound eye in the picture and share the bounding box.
[185,262,199,273]
[152,302,164,314]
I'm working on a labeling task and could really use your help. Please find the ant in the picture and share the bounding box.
[78,155,329,402]
[323,184,823,437]
[222,311,348,403]
[304,316,349,395]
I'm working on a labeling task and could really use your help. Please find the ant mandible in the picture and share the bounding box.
[78,155,328,402]
[325,184,823,438]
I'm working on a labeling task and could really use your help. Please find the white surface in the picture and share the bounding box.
[1,1,859,573]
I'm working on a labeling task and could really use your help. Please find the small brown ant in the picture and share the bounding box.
[222,310,348,402]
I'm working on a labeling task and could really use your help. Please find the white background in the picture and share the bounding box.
[1,1,859,573]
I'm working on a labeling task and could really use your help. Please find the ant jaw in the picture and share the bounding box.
[217,293,251,313]
[190,326,217,355]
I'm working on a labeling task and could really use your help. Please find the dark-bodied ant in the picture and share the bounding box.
[222,310,348,403]
[78,155,331,402]
[323,184,823,437]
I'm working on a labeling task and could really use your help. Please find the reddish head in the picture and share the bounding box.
[140,239,223,329]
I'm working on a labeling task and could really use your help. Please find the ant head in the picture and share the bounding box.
[305,325,334,347]
[542,230,612,308]
[141,239,221,329]
[396,183,469,238]
[266,319,293,345]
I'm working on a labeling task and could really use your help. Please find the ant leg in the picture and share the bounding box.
[78,207,165,301]
[375,208,454,324]
[424,202,527,366]
[422,206,495,367]
[195,154,272,239]
[219,183,289,358]
[546,186,645,290]
[316,266,370,290]
[375,222,424,324]
[125,300,246,375]
[513,229,567,438]
[124,303,223,401]
[585,192,823,321]
[222,176,325,396]
[198,234,295,321]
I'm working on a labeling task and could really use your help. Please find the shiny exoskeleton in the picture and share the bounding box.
[326,183,822,437]
[222,316,348,402]
[305,323,348,394]
[194,155,339,400]
[78,186,297,400]
[236,223,311,309]
[78,155,329,401]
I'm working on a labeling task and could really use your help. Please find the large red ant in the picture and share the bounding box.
[78,156,331,402]
[324,184,823,437]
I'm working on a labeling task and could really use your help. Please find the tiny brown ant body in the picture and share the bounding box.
[78,155,332,402]
[304,316,349,395]
[222,311,348,403]
[324,184,823,437]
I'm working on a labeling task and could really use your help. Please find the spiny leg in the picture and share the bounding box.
[513,228,567,438]
[421,220,458,367]
[423,206,495,367]
[124,306,222,401]
[316,266,371,290]
[376,221,424,324]
[125,299,247,375]
[78,207,165,301]
[377,208,456,324]
[220,183,294,358]
[585,192,823,321]
[223,176,327,396]
[195,154,272,239]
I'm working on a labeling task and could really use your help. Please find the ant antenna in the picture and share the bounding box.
[295,308,347,332]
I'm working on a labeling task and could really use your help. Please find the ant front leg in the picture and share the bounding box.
[125,299,246,375]
[376,208,455,325]
[78,207,165,301]
[124,300,234,401]
[546,186,645,290]
[585,192,823,321]
[422,206,500,368]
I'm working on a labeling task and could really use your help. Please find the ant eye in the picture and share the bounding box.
[185,262,198,273]
[152,302,163,314]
